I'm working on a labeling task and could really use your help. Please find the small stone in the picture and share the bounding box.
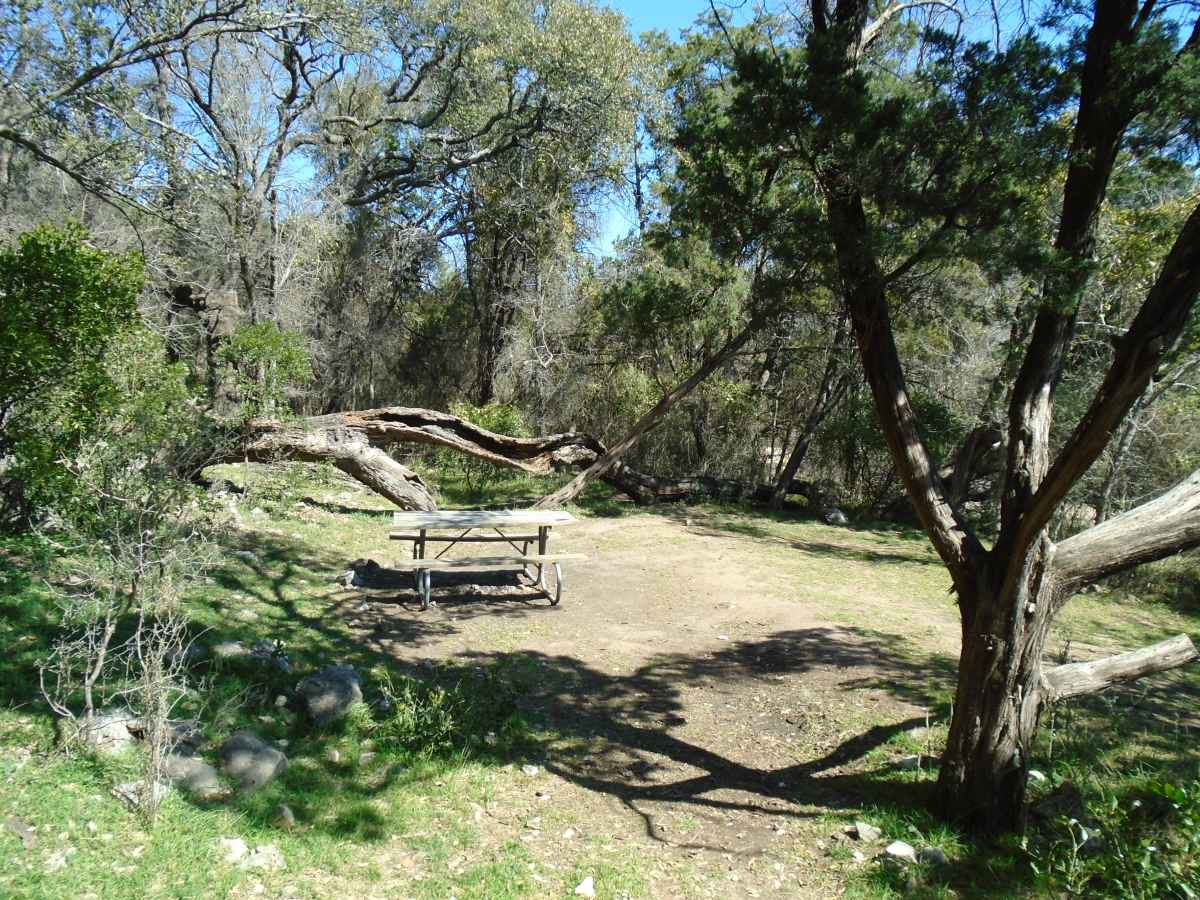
[574,875,596,897]
[853,821,882,842]
[211,641,249,660]
[885,840,917,862]
[218,731,288,792]
[274,804,296,830]
[296,665,363,726]
[852,849,866,862]
[220,837,248,863]
[521,764,540,777]
[163,755,223,800]
[525,816,542,830]
[326,748,341,764]
[68,707,139,755]
[562,827,577,840]
[111,780,170,809]
[274,695,289,708]
[242,843,286,871]
[1028,769,1047,784]
[919,847,948,865]
[359,752,377,766]
[896,754,922,770]
[4,817,36,849]
[717,635,729,641]
[85,821,97,834]
[44,847,76,873]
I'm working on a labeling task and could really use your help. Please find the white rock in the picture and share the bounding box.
[521,764,540,777]
[219,837,248,862]
[853,821,882,841]
[1028,769,1047,784]
[562,827,577,840]
[852,849,866,862]
[242,844,286,870]
[574,875,596,897]
[44,847,76,873]
[884,840,917,862]
[896,755,922,770]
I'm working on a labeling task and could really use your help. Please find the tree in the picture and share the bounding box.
[685,0,1200,832]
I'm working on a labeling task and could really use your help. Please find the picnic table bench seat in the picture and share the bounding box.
[389,510,582,609]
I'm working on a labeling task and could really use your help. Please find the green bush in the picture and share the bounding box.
[216,322,313,420]
[436,401,530,499]
[374,665,527,758]
[0,225,145,523]
[1027,774,1200,898]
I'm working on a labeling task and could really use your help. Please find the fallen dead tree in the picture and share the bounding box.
[212,405,846,516]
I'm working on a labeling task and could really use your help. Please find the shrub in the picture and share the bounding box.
[216,322,313,420]
[1027,774,1200,898]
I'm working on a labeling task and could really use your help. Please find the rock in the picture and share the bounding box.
[111,780,170,810]
[896,754,922,770]
[824,507,849,526]
[326,748,341,764]
[574,875,596,897]
[242,843,285,871]
[274,694,289,708]
[273,804,296,830]
[219,837,248,863]
[163,754,223,800]
[1033,780,1085,821]
[211,641,249,660]
[521,764,540,777]
[296,665,363,726]
[71,708,138,755]
[884,840,917,862]
[44,847,76,873]
[250,639,291,672]
[167,642,210,667]
[1027,769,1048,784]
[852,849,866,862]
[562,827,576,840]
[207,479,242,496]
[218,731,288,792]
[358,752,377,766]
[918,847,948,865]
[4,816,36,849]
[852,821,882,842]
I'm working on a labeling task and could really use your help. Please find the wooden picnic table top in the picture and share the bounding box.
[391,509,576,529]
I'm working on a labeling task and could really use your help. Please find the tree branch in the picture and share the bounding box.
[1053,467,1200,601]
[1041,634,1197,702]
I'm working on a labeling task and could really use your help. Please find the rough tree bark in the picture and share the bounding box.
[803,0,1200,833]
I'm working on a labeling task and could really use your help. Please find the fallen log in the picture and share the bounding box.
[1041,634,1198,702]
[212,406,837,516]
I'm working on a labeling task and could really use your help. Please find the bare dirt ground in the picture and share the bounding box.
[332,508,966,898]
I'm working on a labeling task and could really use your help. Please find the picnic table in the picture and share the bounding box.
[389,509,584,609]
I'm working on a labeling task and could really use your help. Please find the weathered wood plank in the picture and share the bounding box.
[391,510,576,528]
[389,532,540,543]
[389,553,587,570]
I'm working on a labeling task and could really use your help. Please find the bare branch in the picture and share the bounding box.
[1041,634,1197,702]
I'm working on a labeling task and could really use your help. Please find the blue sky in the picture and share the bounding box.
[584,2,718,254]
[601,0,713,38]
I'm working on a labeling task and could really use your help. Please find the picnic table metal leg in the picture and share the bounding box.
[417,569,432,610]
[549,562,563,606]
[537,526,548,589]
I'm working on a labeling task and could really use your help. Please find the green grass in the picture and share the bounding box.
[3,459,1199,899]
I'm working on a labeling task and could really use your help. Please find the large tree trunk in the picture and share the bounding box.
[937,544,1055,831]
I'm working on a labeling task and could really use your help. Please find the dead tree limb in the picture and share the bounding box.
[1041,634,1198,702]
[1054,467,1200,603]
